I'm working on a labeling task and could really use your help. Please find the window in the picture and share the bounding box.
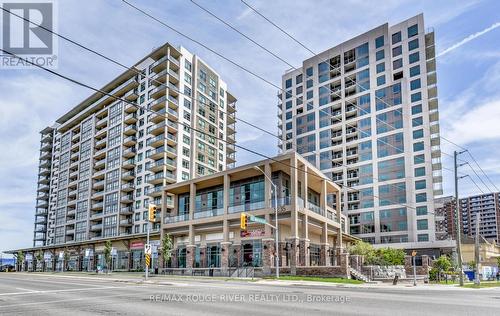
[379,182,406,206]
[392,31,401,44]
[306,67,313,77]
[393,58,403,70]
[417,219,428,230]
[412,116,423,127]
[378,157,405,181]
[377,75,386,86]
[416,206,428,215]
[392,46,402,57]
[416,193,427,202]
[414,154,425,164]
[296,74,303,84]
[285,78,292,89]
[415,180,426,190]
[376,50,385,61]
[418,234,429,242]
[376,62,385,73]
[413,142,424,152]
[413,129,424,139]
[408,38,419,51]
[412,104,422,115]
[410,79,421,90]
[408,24,418,38]
[375,35,384,48]
[411,92,422,103]
[414,167,425,177]
[409,65,420,77]
[409,52,420,64]
[306,79,313,89]
[306,90,313,100]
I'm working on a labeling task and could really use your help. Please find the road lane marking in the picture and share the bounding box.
[0,284,146,297]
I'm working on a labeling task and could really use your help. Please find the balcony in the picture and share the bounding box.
[123,124,137,136]
[93,179,105,189]
[148,122,165,136]
[150,85,166,99]
[38,184,50,192]
[146,171,175,185]
[121,206,134,215]
[96,117,107,129]
[149,146,166,160]
[95,157,106,170]
[164,214,189,224]
[147,134,165,148]
[124,112,137,124]
[124,89,139,101]
[166,133,177,146]
[91,202,104,210]
[151,55,168,73]
[92,168,106,179]
[94,147,106,159]
[121,182,135,192]
[122,147,137,158]
[122,170,135,180]
[149,95,166,112]
[119,218,133,226]
[193,208,224,219]
[228,201,265,214]
[124,102,138,113]
[121,194,134,203]
[90,224,103,231]
[122,158,135,169]
[39,168,50,176]
[307,202,324,216]
[166,145,177,158]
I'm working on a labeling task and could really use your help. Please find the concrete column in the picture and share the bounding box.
[320,180,327,214]
[301,165,308,203]
[221,242,231,275]
[320,244,330,266]
[223,219,229,242]
[299,239,310,267]
[287,237,299,275]
[223,174,230,214]
[262,238,274,275]
[186,245,196,270]
[189,183,196,220]
[301,214,309,240]
[339,252,350,278]
[290,155,299,238]
[264,163,272,208]
[188,224,195,245]
[336,188,342,224]
[265,213,272,237]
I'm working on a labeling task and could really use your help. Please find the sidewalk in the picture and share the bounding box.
[16,272,484,290]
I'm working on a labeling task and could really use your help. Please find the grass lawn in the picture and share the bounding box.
[463,281,500,289]
[265,275,363,284]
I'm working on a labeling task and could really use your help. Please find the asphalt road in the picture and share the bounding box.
[0,273,499,315]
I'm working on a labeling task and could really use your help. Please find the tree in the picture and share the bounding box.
[63,249,70,272]
[432,255,452,282]
[17,251,25,271]
[104,240,112,274]
[35,250,43,272]
[468,260,476,270]
[161,234,173,268]
[496,256,500,268]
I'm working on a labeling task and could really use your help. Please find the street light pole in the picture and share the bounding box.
[254,166,279,278]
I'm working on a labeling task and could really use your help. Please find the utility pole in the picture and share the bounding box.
[474,212,481,286]
[454,150,467,286]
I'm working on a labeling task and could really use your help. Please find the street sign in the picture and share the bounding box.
[144,244,152,255]
[248,215,267,225]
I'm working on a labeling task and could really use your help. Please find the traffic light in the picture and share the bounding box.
[240,213,248,230]
[148,204,157,222]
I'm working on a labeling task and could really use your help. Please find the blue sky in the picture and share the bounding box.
[1,0,499,256]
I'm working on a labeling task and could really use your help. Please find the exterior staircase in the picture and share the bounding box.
[349,267,371,282]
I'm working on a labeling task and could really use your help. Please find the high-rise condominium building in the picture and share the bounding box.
[277,14,449,251]
[460,193,500,242]
[33,43,237,248]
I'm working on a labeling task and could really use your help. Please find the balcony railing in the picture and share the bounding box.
[164,214,189,224]
[193,208,224,219]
